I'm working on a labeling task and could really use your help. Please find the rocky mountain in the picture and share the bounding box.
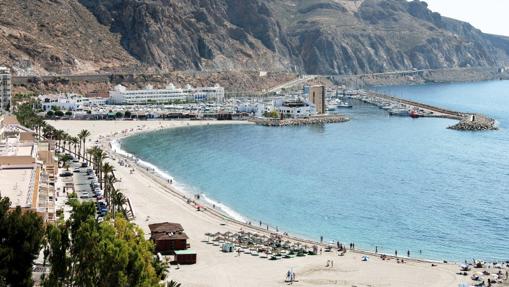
[1,0,509,75]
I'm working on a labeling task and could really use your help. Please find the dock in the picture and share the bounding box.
[346,91,497,131]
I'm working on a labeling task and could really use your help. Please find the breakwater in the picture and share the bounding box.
[349,91,497,131]
[448,114,498,131]
[249,115,349,126]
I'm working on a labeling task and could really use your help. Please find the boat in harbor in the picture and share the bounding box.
[389,108,409,116]
[409,110,423,118]
[336,101,353,108]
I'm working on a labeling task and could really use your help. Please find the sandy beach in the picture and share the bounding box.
[48,120,469,287]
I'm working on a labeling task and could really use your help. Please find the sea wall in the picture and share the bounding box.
[448,115,498,131]
[250,115,349,127]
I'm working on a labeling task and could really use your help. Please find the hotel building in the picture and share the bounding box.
[0,115,56,221]
[0,66,12,111]
[108,84,225,105]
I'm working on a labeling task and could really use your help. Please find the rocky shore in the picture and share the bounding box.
[250,115,349,127]
[448,114,498,131]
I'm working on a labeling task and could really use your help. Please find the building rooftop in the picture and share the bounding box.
[0,169,35,208]
[149,222,184,233]
[174,250,196,255]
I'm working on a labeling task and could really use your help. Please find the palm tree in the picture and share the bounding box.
[33,117,46,140]
[55,130,65,150]
[70,137,79,157]
[89,148,108,189]
[58,154,73,170]
[102,162,115,196]
[111,190,127,217]
[78,130,91,162]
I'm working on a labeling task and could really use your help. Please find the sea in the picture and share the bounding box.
[121,80,509,262]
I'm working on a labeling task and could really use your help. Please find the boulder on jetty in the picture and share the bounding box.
[250,115,349,127]
[448,114,497,131]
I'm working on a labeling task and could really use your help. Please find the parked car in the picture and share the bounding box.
[80,192,92,199]
[59,171,73,177]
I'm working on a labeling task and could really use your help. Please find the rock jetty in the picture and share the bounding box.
[250,115,349,127]
[448,114,498,131]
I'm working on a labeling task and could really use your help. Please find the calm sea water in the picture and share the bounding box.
[122,80,509,262]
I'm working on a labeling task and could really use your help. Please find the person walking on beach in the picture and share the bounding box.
[395,250,398,257]
[407,250,410,257]
[375,246,378,254]
[320,235,323,243]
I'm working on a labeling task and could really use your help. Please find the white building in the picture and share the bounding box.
[0,66,12,111]
[256,96,316,119]
[39,94,106,111]
[274,98,315,119]
[108,84,225,105]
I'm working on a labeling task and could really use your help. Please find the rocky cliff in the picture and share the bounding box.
[1,0,509,75]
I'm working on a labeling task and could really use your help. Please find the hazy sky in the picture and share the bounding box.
[421,0,508,36]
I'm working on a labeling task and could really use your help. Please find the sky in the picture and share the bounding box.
[420,0,508,36]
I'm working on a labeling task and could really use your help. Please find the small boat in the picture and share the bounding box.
[409,110,423,118]
[389,109,409,116]
[326,105,337,111]
[336,101,353,108]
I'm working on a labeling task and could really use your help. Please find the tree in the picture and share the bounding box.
[0,196,45,287]
[58,154,73,170]
[115,111,123,118]
[46,110,54,117]
[124,111,132,118]
[55,110,64,117]
[78,130,91,162]
[43,202,165,287]
[70,137,79,157]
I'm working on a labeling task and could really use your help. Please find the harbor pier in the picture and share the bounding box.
[346,91,497,131]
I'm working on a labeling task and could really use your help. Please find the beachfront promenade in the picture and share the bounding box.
[48,120,505,287]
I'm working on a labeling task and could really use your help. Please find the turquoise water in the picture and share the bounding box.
[122,80,509,262]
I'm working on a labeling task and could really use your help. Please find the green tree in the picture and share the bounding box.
[46,110,55,117]
[78,129,91,162]
[0,196,45,287]
[43,202,165,287]
[58,154,73,170]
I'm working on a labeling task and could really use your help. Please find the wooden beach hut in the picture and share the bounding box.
[174,250,197,264]
[149,222,189,254]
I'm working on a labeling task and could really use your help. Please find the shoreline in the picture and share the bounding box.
[48,119,484,287]
[52,119,460,263]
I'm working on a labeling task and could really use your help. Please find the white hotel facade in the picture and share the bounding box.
[108,84,225,104]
